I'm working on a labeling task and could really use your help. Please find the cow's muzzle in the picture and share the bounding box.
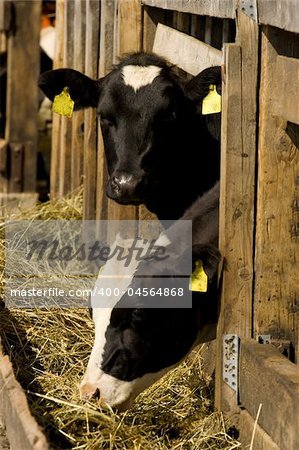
[107,171,143,205]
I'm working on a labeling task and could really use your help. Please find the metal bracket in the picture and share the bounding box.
[257,334,271,345]
[223,334,239,392]
[240,0,258,22]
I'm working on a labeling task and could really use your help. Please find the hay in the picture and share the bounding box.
[0,191,241,450]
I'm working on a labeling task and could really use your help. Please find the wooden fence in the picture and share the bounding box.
[0,0,41,208]
[0,0,298,448]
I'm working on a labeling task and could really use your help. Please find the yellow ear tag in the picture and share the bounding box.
[52,87,74,118]
[189,260,208,292]
[202,84,221,115]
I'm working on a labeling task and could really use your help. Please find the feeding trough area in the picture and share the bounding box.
[0,0,299,449]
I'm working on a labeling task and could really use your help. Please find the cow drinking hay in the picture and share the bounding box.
[39,52,221,410]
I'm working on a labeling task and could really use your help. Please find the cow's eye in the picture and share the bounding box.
[100,115,116,127]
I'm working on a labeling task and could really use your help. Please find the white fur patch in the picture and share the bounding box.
[122,65,162,92]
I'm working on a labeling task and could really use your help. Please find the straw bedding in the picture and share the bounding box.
[0,190,240,450]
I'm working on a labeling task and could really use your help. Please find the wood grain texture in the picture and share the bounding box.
[254,26,299,360]
[143,5,165,53]
[71,0,86,192]
[258,0,299,34]
[153,24,223,76]
[83,0,100,220]
[5,0,41,193]
[239,409,280,450]
[216,11,259,411]
[50,0,64,199]
[274,55,299,125]
[141,0,237,19]
[239,339,299,450]
[0,341,48,450]
[59,0,74,196]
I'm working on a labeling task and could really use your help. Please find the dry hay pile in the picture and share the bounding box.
[0,191,241,450]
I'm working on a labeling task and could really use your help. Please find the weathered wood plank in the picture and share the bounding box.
[71,0,86,191]
[258,0,299,34]
[274,55,299,125]
[96,0,114,221]
[141,0,237,19]
[239,339,299,450]
[143,5,165,53]
[215,10,259,411]
[59,0,74,196]
[153,24,222,76]
[83,0,100,221]
[50,0,64,199]
[0,340,48,450]
[239,409,280,450]
[5,1,41,193]
[0,0,11,32]
[254,26,299,361]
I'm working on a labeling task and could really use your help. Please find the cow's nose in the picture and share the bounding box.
[111,172,142,201]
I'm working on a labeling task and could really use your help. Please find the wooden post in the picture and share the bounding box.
[5,1,41,194]
[83,0,100,221]
[71,0,86,191]
[254,26,299,360]
[50,0,65,199]
[215,10,259,412]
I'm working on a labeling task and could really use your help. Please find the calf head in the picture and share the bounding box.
[39,53,221,215]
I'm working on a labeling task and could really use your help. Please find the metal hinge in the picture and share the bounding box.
[223,334,239,392]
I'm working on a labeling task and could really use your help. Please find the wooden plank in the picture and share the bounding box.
[0,1,11,32]
[71,0,86,191]
[190,15,205,42]
[96,0,115,222]
[5,1,41,193]
[83,0,100,221]
[0,340,48,450]
[0,139,8,193]
[239,339,299,450]
[117,0,142,57]
[141,0,237,19]
[239,409,280,450]
[254,26,299,361]
[59,0,74,196]
[215,10,259,412]
[143,5,165,53]
[274,55,299,125]
[153,24,222,76]
[258,0,299,34]
[50,0,65,199]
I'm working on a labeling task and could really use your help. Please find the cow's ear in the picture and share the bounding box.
[184,66,221,105]
[192,244,221,282]
[38,68,103,110]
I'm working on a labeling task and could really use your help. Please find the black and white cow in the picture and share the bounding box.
[39,52,221,219]
[79,182,220,410]
[39,52,221,409]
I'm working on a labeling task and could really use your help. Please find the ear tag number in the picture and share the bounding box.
[202,84,221,115]
[52,87,74,118]
[189,260,208,292]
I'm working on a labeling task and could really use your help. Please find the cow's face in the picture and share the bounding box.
[97,65,185,205]
[39,54,221,207]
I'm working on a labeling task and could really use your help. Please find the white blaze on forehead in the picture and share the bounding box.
[121,65,162,92]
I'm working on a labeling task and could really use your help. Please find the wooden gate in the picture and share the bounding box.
[50,1,299,448]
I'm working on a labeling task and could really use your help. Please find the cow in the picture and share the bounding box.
[38,52,221,219]
[79,182,220,411]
